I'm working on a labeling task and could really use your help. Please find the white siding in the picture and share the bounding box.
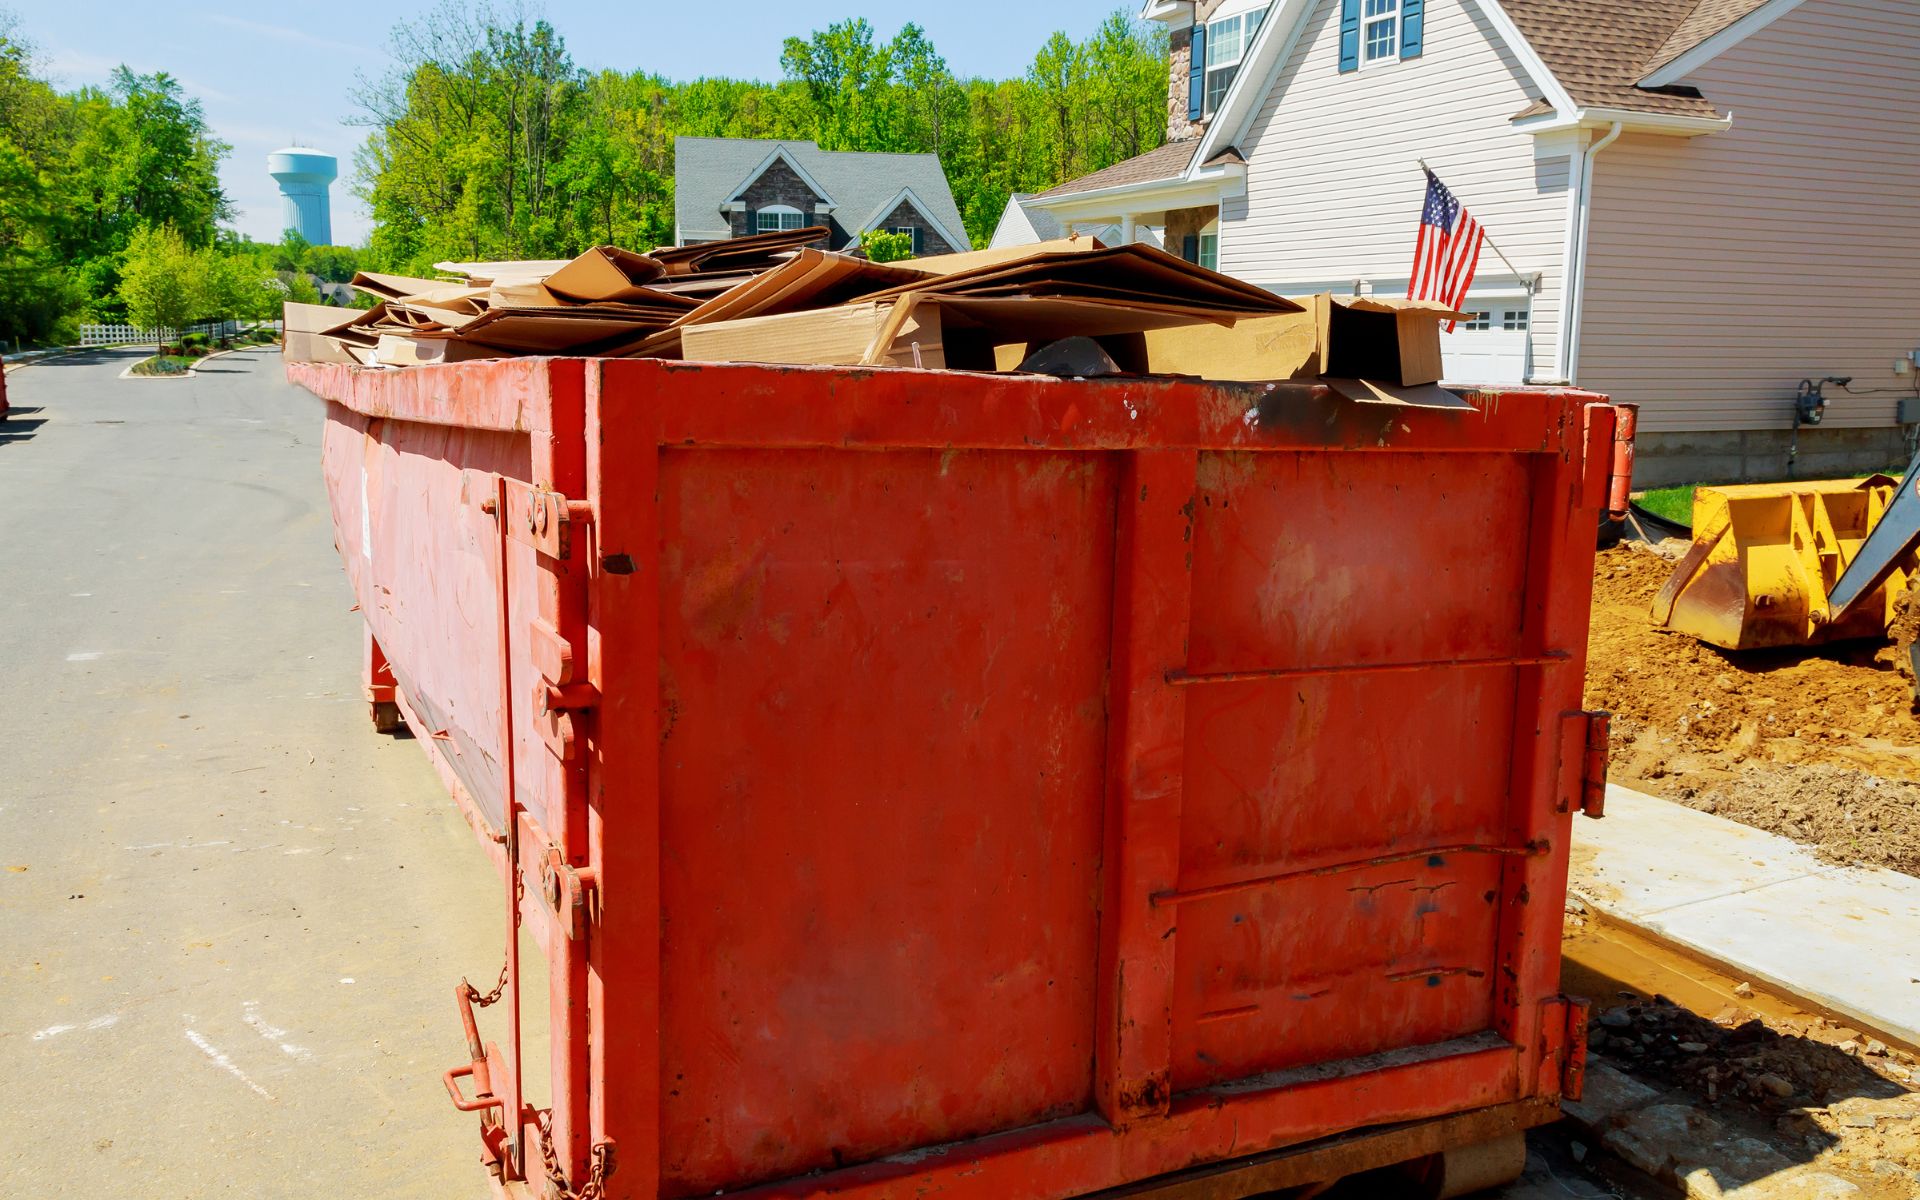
[1580,0,1920,433]
[1223,0,1573,378]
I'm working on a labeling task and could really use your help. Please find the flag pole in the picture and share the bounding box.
[1416,160,1536,295]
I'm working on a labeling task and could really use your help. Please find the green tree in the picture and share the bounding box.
[118,223,206,346]
[303,244,360,282]
[779,20,898,151]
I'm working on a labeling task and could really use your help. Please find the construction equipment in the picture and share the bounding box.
[1652,469,1918,650]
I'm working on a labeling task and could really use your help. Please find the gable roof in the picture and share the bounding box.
[1500,0,1726,118]
[989,193,1139,249]
[674,138,969,249]
[845,184,973,252]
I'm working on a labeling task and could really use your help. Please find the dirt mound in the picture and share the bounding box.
[1587,544,1920,873]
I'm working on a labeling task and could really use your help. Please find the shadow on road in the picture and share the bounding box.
[0,416,47,447]
[27,348,150,369]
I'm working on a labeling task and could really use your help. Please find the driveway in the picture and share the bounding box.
[0,348,496,1197]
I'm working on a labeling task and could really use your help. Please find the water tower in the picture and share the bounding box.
[267,147,337,246]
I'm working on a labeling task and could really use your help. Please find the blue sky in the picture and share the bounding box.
[9,1,1126,245]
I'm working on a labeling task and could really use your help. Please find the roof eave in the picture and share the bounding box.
[1515,106,1734,137]
[1139,0,1192,30]
[1026,170,1238,221]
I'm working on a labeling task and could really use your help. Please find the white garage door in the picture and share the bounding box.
[1441,304,1531,386]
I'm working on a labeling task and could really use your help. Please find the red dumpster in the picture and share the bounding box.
[291,356,1621,1200]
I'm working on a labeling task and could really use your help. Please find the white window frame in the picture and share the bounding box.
[888,225,924,254]
[756,204,804,233]
[1360,0,1401,67]
[1203,3,1268,116]
[1197,221,1220,272]
[1461,311,1493,332]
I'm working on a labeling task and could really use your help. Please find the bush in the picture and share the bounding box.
[129,353,193,376]
[180,332,209,350]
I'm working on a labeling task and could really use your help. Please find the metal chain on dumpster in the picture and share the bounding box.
[460,958,509,1008]
[535,1109,612,1200]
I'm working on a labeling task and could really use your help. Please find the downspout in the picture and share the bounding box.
[1563,121,1623,385]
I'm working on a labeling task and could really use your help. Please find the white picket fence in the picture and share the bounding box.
[80,319,240,347]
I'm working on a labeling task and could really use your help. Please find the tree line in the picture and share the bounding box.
[352,2,1168,274]
[0,13,366,344]
[0,2,1168,344]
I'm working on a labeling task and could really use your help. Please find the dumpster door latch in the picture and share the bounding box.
[540,845,598,941]
[485,480,592,561]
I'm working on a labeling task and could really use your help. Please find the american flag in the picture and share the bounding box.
[1408,170,1484,332]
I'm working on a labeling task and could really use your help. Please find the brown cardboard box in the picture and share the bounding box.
[1318,295,1467,387]
[1140,311,1320,381]
[680,301,943,369]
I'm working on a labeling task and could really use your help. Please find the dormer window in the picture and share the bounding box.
[1363,0,1401,64]
[1203,4,1268,114]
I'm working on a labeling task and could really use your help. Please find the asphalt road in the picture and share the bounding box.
[0,348,498,1197]
[0,347,1636,1199]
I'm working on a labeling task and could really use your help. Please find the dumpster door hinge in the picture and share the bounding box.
[484,480,592,561]
[539,844,598,941]
[1578,710,1610,819]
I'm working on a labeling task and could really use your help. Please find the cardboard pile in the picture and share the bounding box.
[285,226,1470,404]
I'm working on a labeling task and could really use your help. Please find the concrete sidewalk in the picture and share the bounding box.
[1571,784,1920,1050]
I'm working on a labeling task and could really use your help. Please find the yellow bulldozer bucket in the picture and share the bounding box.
[1651,476,1914,650]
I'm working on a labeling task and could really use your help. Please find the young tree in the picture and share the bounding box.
[118,223,206,348]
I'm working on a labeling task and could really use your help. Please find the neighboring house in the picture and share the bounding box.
[674,138,972,258]
[1027,0,1920,484]
[988,193,1161,252]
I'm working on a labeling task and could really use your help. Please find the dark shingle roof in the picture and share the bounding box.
[1502,0,1760,119]
[674,138,967,247]
[1036,140,1200,199]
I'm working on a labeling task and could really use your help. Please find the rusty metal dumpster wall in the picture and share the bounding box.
[289,357,1620,1200]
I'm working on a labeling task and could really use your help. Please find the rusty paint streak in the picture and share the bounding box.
[1153,842,1549,907]
[1167,652,1568,686]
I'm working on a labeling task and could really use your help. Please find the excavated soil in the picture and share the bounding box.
[1585,543,1920,875]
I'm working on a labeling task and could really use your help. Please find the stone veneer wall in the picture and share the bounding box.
[1162,205,1219,260]
[1166,0,1231,141]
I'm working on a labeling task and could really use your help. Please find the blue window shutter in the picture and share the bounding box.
[1182,234,1199,263]
[1339,0,1361,71]
[1187,24,1207,120]
[1401,0,1425,59]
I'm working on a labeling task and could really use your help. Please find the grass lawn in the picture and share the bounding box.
[1635,485,1695,525]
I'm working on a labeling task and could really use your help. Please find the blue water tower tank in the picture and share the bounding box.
[267,147,338,245]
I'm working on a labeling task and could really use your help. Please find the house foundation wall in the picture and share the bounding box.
[1632,427,1912,489]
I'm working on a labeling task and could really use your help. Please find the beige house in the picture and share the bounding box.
[1021,0,1920,484]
